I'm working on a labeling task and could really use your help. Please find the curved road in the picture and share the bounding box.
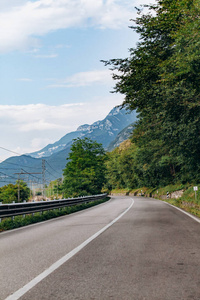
[0,196,200,300]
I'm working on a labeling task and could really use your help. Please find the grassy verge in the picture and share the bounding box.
[109,184,200,218]
[161,186,200,218]
[0,197,109,232]
[162,198,200,218]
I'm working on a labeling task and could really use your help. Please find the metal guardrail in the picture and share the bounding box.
[0,193,107,221]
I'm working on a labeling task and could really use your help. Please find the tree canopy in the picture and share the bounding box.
[0,180,30,204]
[62,138,106,197]
[103,0,200,186]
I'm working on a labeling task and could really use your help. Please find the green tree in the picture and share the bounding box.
[158,0,200,182]
[103,0,200,186]
[105,140,138,190]
[53,178,63,198]
[0,180,30,204]
[62,138,107,197]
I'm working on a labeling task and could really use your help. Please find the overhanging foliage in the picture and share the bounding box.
[103,0,200,187]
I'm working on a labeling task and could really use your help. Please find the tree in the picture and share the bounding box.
[62,138,107,197]
[105,140,138,190]
[0,180,30,204]
[53,178,63,197]
[103,0,200,186]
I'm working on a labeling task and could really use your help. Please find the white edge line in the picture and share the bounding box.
[164,201,200,224]
[1,197,112,236]
[5,199,134,300]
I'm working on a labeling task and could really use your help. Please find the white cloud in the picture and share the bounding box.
[48,69,113,88]
[0,0,137,53]
[0,96,122,160]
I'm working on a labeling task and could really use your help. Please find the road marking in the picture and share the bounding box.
[0,197,111,236]
[5,199,134,300]
[164,201,200,224]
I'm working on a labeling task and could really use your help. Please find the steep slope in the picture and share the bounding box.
[106,124,135,152]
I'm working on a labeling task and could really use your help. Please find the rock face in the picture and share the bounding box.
[106,124,135,152]
[155,190,184,200]
[170,190,184,199]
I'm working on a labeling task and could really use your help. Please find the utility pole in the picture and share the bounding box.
[42,159,46,199]
[17,173,20,203]
[15,171,42,202]
[14,170,22,203]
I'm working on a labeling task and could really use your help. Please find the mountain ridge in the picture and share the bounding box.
[30,106,137,158]
[0,106,137,187]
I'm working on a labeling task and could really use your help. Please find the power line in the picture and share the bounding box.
[0,171,18,181]
[0,167,21,170]
[0,156,61,189]
[0,159,42,170]
[45,161,61,176]
[0,146,63,180]
[0,180,16,184]
[0,147,61,177]
[0,146,22,156]
[21,169,42,182]
[45,168,59,180]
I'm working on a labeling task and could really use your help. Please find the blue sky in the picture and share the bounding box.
[0,0,155,160]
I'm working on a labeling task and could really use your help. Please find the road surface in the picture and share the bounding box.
[0,196,199,300]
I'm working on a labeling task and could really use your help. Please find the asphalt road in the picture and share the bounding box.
[0,196,200,300]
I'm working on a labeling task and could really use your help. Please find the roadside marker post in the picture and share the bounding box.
[193,186,198,201]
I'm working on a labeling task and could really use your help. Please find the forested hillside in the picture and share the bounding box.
[103,0,200,187]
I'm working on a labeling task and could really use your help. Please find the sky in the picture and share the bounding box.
[0,0,155,161]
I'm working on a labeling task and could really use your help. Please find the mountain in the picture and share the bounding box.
[30,106,137,158]
[106,123,135,152]
[0,107,137,187]
[29,131,81,158]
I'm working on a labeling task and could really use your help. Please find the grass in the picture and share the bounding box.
[162,186,200,218]
[0,197,109,232]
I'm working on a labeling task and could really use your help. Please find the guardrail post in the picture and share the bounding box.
[0,202,1,222]
[23,200,26,218]
[12,201,15,221]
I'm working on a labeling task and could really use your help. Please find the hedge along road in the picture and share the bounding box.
[1,196,200,300]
